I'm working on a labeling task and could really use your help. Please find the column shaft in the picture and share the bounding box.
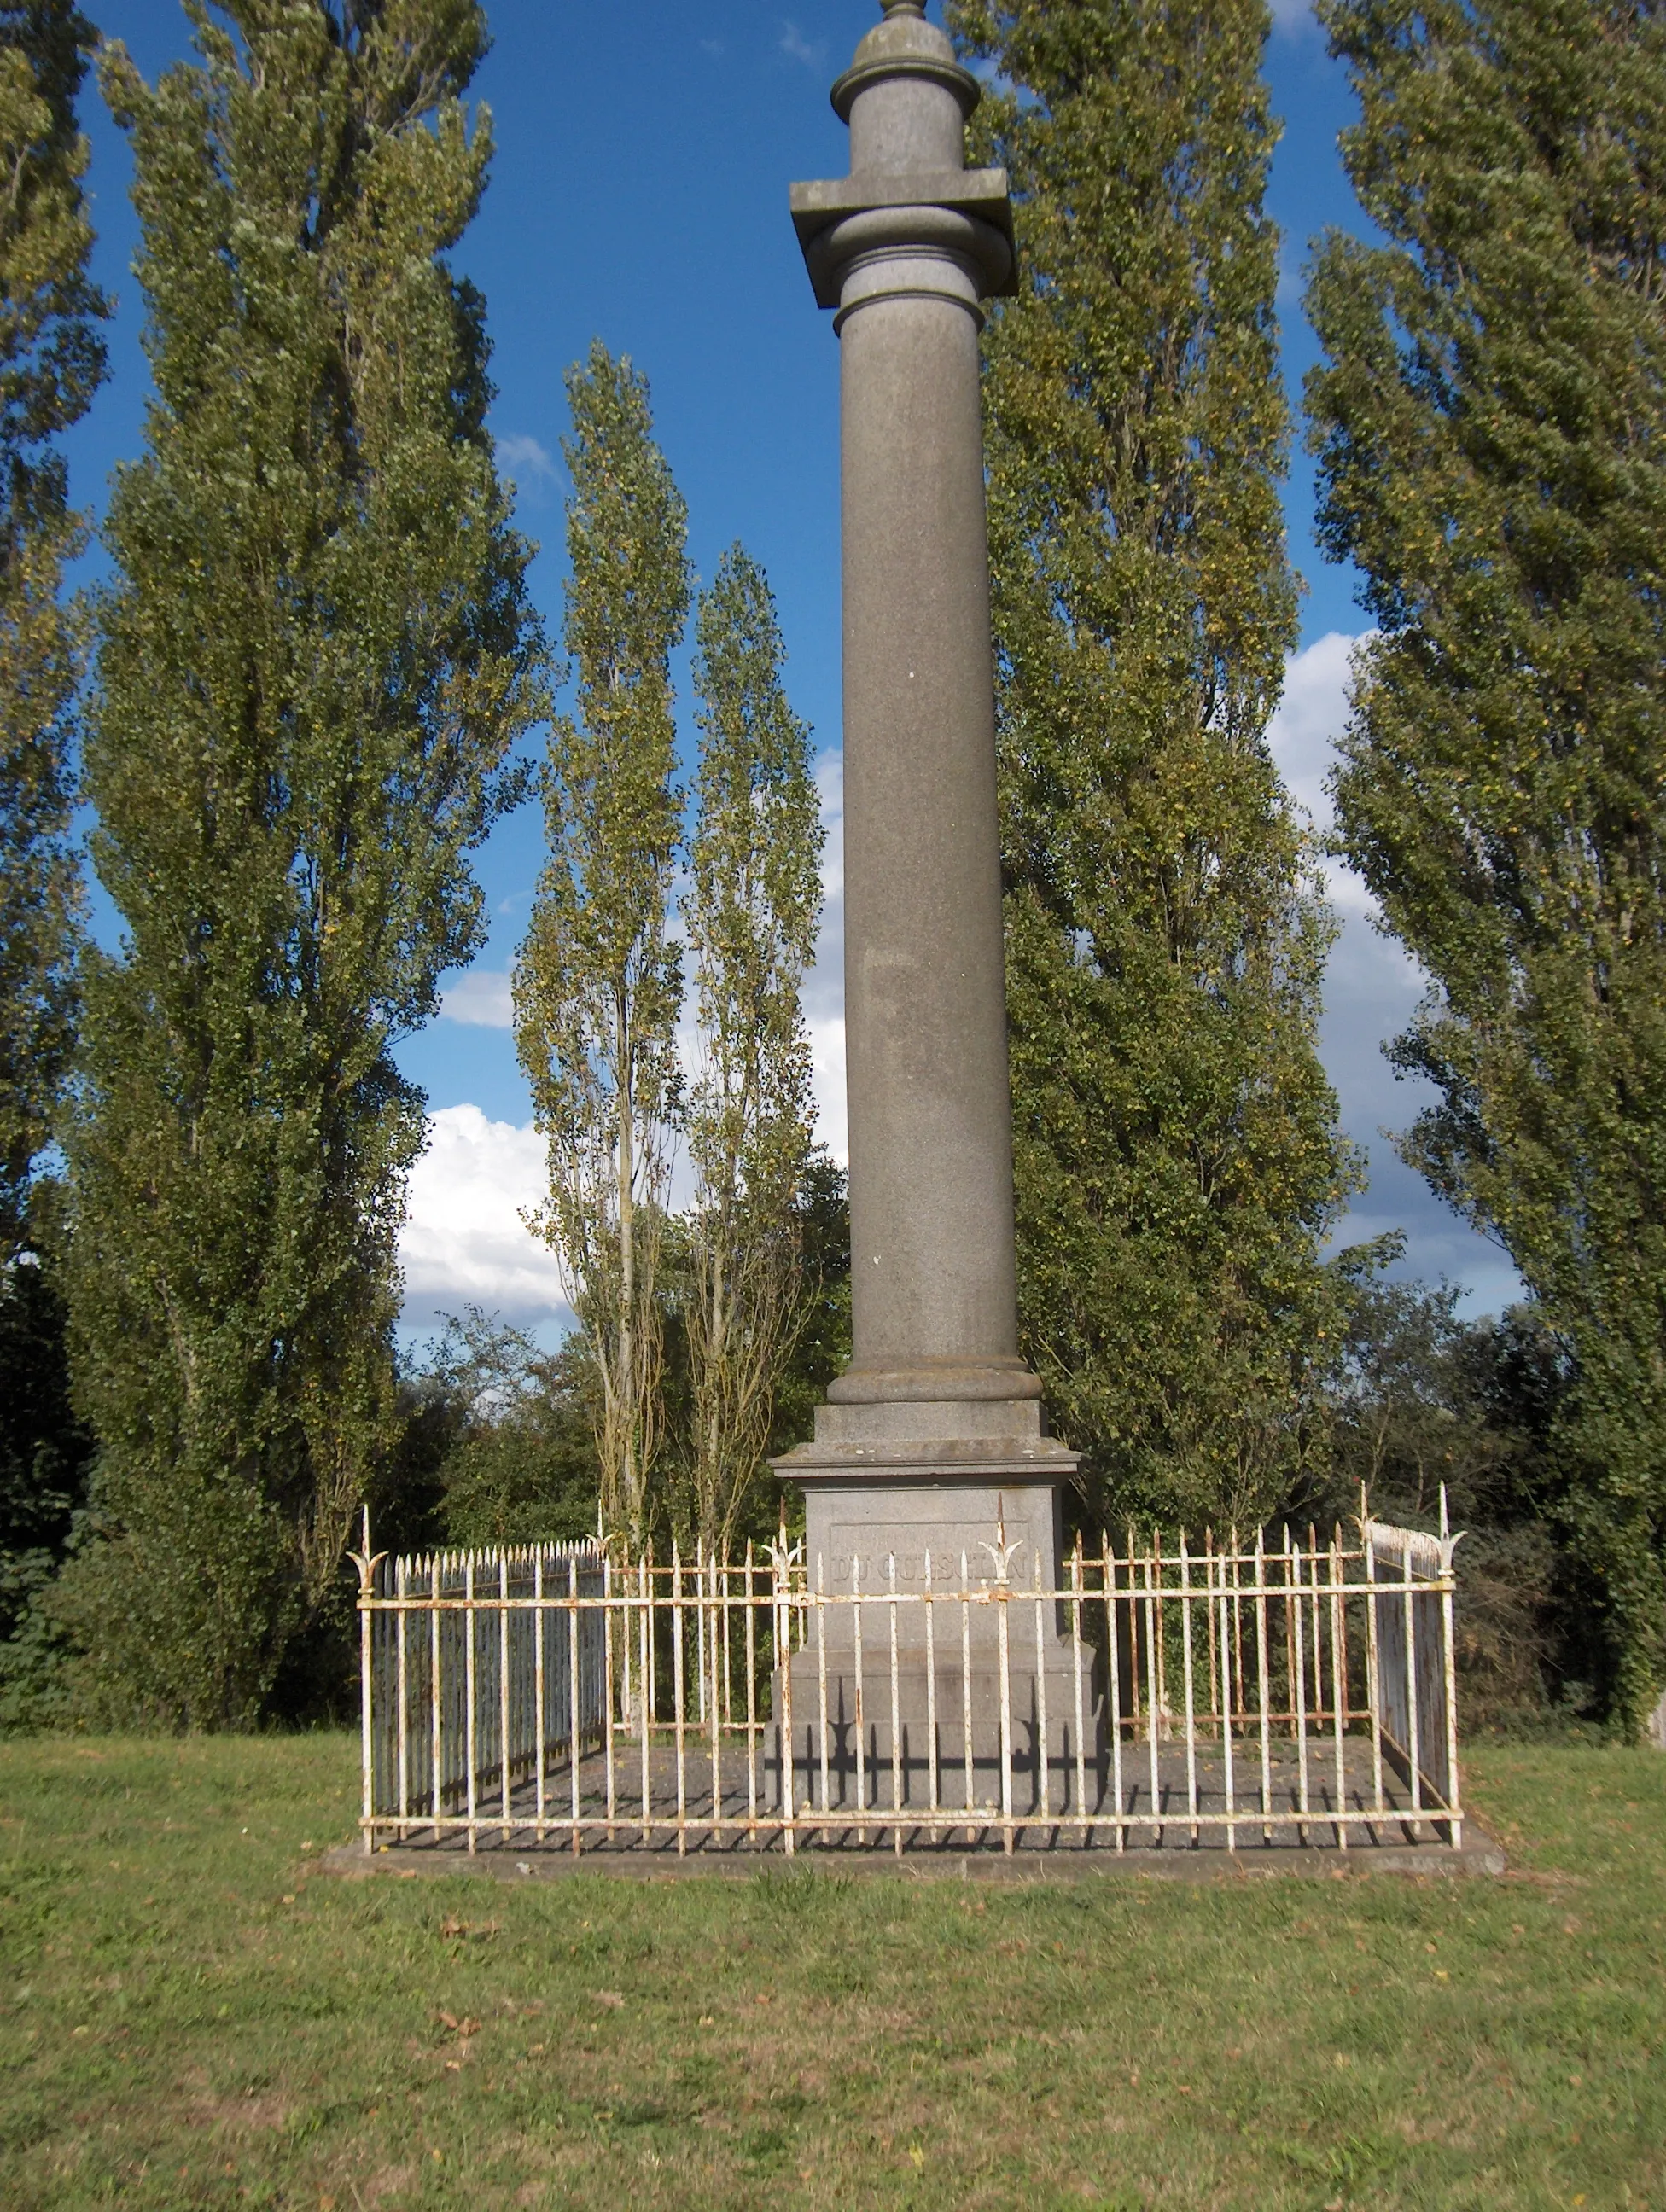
[838,283,1019,1381]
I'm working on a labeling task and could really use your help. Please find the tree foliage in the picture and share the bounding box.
[1306,0,1666,1724]
[515,344,688,1551]
[1313,1268,1574,1727]
[0,0,105,1258]
[0,1238,92,1726]
[415,1308,600,1550]
[684,546,822,1551]
[61,0,540,1727]
[949,0,1359,1534]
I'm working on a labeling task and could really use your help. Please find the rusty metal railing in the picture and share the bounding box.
[351,1503,1464,1859]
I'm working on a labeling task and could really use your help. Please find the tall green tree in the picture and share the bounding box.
[1305,0,1666,1726]
[0,1,106,1260]
[949,0,1359,1534]
[684,545,822,1552]
[62,0,541,1726]
[515,344,688,1551]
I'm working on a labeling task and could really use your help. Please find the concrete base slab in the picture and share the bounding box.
[320,1825,1505,1884]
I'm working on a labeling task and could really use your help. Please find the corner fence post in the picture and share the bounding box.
[350,1506,385,1858]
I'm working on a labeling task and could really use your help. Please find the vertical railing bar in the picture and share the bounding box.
[1290,1528,1309,1841]
[1105,1532,1124,1853]
[648,1541,658,1728]
[1442,1548,1463,1849]
[1071,1540,1086,1847]
[1330,1527,1348,1851]
[1403,1550,1424,1836]
[745,1540,758,1845]
[358,1522,375,1855]
[567,1555,581,1854]
[1124,1521,1139,1785]
[960,1551,974,1839]
[396,1556,410,1843]
[709,1552,722,1849]
[638,1552,651,1848]
[464,1557,478,1854]
[888,1551,903,1855]
[925,1551,940,1842]
[430,1553,442,1843]
[1363,1520,1385,1824]
[1254,1529,1273,1843]
[500,1555,512,1842]
[673,1543,687,1856]
[778,1536,795,1859]
[722,1558,733,1731]
[603,1555,616,1842]
[1220,1544,1237,1853]
[1284,1526,1297,1730]
[1153,1528,1168,1748]
[1034,1544,1050,1834]
[815,1553,829,1838]
[1180,1531,1198,1844]
[1438,1487,1462,1848]
[695,1538,705,1732]
[1142,1537,1161,1846]
[534,1557,547,1842]
[853,1553,866,1847]
[997,1536,1015,1858]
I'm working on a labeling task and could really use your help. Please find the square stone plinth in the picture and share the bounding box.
[771,1473,1105,1814]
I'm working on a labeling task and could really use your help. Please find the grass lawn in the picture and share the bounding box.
[0,1734,1662,2209]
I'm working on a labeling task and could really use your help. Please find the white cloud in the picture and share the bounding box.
[440,967,514,1028]
[494,432,557,498]
[779,20,826,69]
[1267,628,1359,837]
[399,1105,573,1332]
[1267,628,1378,917]
[804,748,848,1164]
[1267,631,1524,1311]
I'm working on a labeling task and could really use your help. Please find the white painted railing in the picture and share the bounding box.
[352,1506,1464,1859]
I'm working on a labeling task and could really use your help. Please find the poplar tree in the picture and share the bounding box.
[0,1,105,1259]
[515,344,688,1550]
[948,0,1359,1534]
[684,545,822,1551]
[61,1,540,1726]
[1306,0,1666,1725]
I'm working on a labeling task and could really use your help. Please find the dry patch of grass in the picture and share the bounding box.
[1,1733,1663,2208]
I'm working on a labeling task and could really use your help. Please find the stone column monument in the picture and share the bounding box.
[773,0,1095,1813]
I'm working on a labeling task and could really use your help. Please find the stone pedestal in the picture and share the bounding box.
[774,2,1100,1806]
[773,1478,1105,1814]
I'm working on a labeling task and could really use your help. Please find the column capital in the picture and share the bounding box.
[789,171,1016,311]
[792,0,1015,316]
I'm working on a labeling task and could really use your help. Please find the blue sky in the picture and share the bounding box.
[69,2,1523,1342]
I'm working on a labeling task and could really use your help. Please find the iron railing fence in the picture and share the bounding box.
[352,1506,1462,1859]
[362,1543,609,1837]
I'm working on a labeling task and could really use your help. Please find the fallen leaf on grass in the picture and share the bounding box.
[592,1991,625,2010]
[435,2011,481,2039]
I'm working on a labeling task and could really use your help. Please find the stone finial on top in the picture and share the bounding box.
[790,0,1016,312]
